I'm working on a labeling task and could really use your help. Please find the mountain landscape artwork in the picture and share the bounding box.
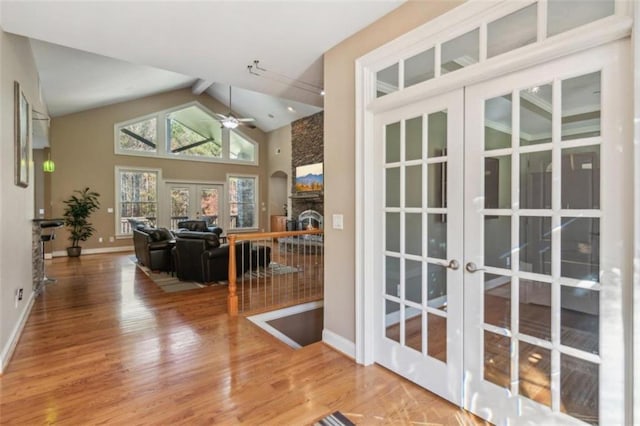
[295,162,323,192]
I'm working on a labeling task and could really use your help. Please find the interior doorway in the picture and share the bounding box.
[269,171,288,222]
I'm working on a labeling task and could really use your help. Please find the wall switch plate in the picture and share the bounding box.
[332,214,344,230]
[107,207,114,213]
[98,237,103,243]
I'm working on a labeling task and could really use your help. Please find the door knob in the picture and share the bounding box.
[465,262,485,273]
[446,259,460,270]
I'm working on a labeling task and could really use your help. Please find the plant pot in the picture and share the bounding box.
[67,246,82,257]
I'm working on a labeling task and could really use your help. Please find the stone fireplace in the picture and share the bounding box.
[298,209,323,230]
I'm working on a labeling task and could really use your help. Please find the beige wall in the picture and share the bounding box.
[49,88,269,253]
[266,124,292,219]
[0,30,49,371]
[323,0,463,343]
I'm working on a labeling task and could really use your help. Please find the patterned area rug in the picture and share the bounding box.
[314,411,355,426]
[130,256,207,293]
[245,262,300,278]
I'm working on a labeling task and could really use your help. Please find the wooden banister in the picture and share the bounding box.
[227,234,238,315]
[226,228,324,316]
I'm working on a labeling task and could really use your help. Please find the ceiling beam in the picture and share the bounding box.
[192,79,213,95]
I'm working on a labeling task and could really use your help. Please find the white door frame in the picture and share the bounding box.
[162,180,227,229]
[354,0,636,422]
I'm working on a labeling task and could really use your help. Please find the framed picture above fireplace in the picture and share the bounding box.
[295,162,323,193]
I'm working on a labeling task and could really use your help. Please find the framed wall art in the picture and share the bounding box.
[14,81,31,188]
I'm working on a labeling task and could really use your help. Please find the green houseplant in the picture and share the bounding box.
[63,187,101,257]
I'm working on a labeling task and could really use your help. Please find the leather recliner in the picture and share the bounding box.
[172,231,252,283]
[133,227,174,272]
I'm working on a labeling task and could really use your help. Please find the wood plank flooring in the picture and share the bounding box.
[0,253,485,425]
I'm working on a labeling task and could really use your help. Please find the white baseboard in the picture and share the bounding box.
[52,245,133,257]
[322,329,356,359]
[0,291,35,374]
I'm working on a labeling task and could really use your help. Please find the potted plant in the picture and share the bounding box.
[63,187,101,257]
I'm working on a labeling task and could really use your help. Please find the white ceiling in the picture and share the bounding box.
[1,1,405,132]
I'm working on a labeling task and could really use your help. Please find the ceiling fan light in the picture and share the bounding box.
[222,118,239,129]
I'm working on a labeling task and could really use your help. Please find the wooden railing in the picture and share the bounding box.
[227,229,324,315]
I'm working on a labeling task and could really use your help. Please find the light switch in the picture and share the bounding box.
[332,214,343,230]
[107,207,114,213]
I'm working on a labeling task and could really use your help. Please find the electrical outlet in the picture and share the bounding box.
[98,237,103,243]
[109,236,114,242]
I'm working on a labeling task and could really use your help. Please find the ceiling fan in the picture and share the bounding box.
[214,86,256,129]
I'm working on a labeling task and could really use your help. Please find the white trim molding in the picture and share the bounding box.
[322,329,356,359]
[0,291,36,374]
[52,245,133,258]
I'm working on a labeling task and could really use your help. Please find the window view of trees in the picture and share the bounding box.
[119,170,158,233]
[167,117,222,157]
[171,187,189,217]
[230,131,255,161]
[229,177,256,229]
[119,118,157,152]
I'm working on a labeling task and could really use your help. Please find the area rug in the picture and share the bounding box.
[129,256,207,293]
[245,262,300,279]
[314,411,355,426]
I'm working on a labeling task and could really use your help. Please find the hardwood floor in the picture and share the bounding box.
[0,253,485,425]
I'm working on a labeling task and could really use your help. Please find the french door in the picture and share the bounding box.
[165,182,225,229]
[374,41,630,425]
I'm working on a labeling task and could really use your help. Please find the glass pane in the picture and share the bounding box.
[485,156,511,209]
[441,29,479,75]
[561,286,599,354]
[405,259,422,304]
[428,163,446,208]
[405,48,435,88]
[229,177,255,228]
[385,300,401,342]
[520,151,552,209]
[562,145,600,209]
[428,111,447,158]
[167,106,222,157]
[120,171,158,223]
[548,0,614,37]
[519,342,551,407]
[562,72,601,140]
[386,122,401,163]
[405,308,422,353]
[405,165,422,208]
[484,273,511,330]
[428,313,447,363]
[119,118,157,152]
[200,188,219,218]
[230,131,255,161]
[485,216,511,269]
[561,218,599,282]
[485,94,512,150]
[385,213,400,253]
[405,116,422,161]
[385,256,400,297]
[427,263,447,311]
[520,279,551,340]
[520,83,552,146]
[519,216,552,275]
[488,4,537,58]
[484,331,511,389]
[561,354,599,423]
[386,167,400,208]
[171,187,189,218]
[377,63,399,98]
[405,213,422,256]
[427,214,446,259]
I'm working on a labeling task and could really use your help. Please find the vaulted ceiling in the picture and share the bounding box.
[1,1,405,132]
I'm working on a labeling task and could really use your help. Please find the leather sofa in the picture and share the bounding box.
[133,227,174,272]
[172,231,253,283]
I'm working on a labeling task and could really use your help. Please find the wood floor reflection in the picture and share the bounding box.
[0,253,485,425]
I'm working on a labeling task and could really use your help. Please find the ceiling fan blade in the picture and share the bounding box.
[237,117,255,122]
[239,122,257,129]
[214,112,228,120]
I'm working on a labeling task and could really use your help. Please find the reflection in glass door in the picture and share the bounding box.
[375,89,464,404]
[167,183,224,230]
[464,42,628,425]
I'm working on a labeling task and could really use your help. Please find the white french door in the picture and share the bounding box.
[374,89,464,404]
[374,40,630,425]
[165,182,225,229]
